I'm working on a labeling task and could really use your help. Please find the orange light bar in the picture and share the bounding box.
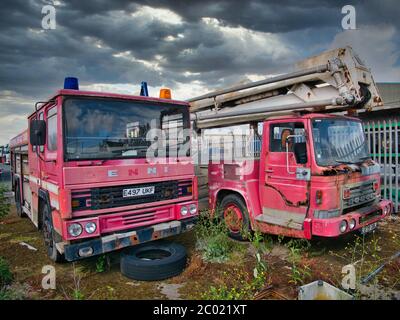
[159,88,172,99]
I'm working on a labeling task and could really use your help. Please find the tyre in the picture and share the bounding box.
[220,194,251,241]
[42,203,64,263]
[15,184,25,218]
[120,241,187,281]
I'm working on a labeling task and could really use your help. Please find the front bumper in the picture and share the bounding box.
[64,216,197,261]
[312,199,392,237]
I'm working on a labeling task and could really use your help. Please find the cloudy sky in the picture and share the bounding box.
[0,0,399,145]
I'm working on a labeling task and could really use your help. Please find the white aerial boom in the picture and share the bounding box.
[189,46,383,129]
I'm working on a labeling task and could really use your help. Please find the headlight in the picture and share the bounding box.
[349,218,356,230]
[189,204,197,214]
[68,223,83,237]
[85,222,97,234]
[339,220,348,233]
[180,206,188,216]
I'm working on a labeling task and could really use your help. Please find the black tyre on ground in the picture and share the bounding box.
[42,204,64,263]
[220,194,251,241]
[120,241,187,281]
[15,184,25,218]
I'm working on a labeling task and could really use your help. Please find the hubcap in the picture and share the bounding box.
[223,204,243,233]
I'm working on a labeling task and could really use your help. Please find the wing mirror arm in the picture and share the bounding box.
[285,134,307,174]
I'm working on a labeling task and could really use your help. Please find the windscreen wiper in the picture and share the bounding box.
[357,156,372,161]
[334,160,359,165]
[334,157,369,165]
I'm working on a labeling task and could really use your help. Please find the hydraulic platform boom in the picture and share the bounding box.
[189,47,382,129]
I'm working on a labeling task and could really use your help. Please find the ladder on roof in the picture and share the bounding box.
[188,46,383,129]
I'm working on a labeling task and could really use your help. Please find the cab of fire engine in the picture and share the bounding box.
[60,79,191,162]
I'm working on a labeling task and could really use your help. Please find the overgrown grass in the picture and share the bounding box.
[195,209,243,263]
[285,239,312,286]
[0,256,12,288]
[199,222,271,299]
[0,184,11,219]
[201,257,268,300]
[0,283,30,300]
[0,256,18,300]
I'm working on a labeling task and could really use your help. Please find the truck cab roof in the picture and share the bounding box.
[28,89,189,118]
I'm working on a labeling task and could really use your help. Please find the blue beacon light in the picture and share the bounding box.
[64,77,79,90]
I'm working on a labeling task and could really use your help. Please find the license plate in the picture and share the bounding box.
[360,222,377,235]
[122,186,155,198]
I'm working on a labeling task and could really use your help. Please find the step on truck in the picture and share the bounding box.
[189,47,393,240]
[10,80,198,262]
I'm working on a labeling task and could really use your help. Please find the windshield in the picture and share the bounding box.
[312,118,369,166]
[64,97,190,160]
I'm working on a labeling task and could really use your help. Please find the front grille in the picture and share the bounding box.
[101,207,173,233]
[359,209,382,224]
[91,181,179,210]
[71,179,192,211]
[343,180,376,210]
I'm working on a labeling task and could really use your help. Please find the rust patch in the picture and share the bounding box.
[265,183,308,207]
[129,234,139,245]
[151,231,161,241]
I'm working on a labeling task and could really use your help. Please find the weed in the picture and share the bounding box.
[72,289,85,300]
[288,262,311,286]
[330,233,391,298]
[277,234,285,244]
[95,255,107,273]
[286,238,311,253]
[285,239,311,285]
[202,266,268,300]
[0,283,30,300]
[105,285,116,300]
[62,263,88,300]
[0,256,13,288]
[195,209,240,263]
[201,250,269,300]
[0,184,11,219]
[242,229,273,255]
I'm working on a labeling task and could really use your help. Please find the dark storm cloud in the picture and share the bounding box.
[1,0,398,96]
[0,0,399,145]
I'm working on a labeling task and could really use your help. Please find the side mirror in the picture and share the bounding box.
[30,120,46,146]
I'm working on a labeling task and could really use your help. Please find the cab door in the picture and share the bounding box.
[260,120,311,230]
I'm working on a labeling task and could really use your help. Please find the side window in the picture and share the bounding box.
[47,107,57,151]
[32,116,37,152]
[39,113,45,153]
[269,122,305,152]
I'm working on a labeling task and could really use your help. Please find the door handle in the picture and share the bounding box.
[265,169,274,173]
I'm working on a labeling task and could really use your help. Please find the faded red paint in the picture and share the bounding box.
[208,113,392,239]
[9,89,198,261]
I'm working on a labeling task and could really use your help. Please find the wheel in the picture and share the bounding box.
[42,204,64,263]
[15,184,25,218]
[120,241,187,281]
[221,194,251,241]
